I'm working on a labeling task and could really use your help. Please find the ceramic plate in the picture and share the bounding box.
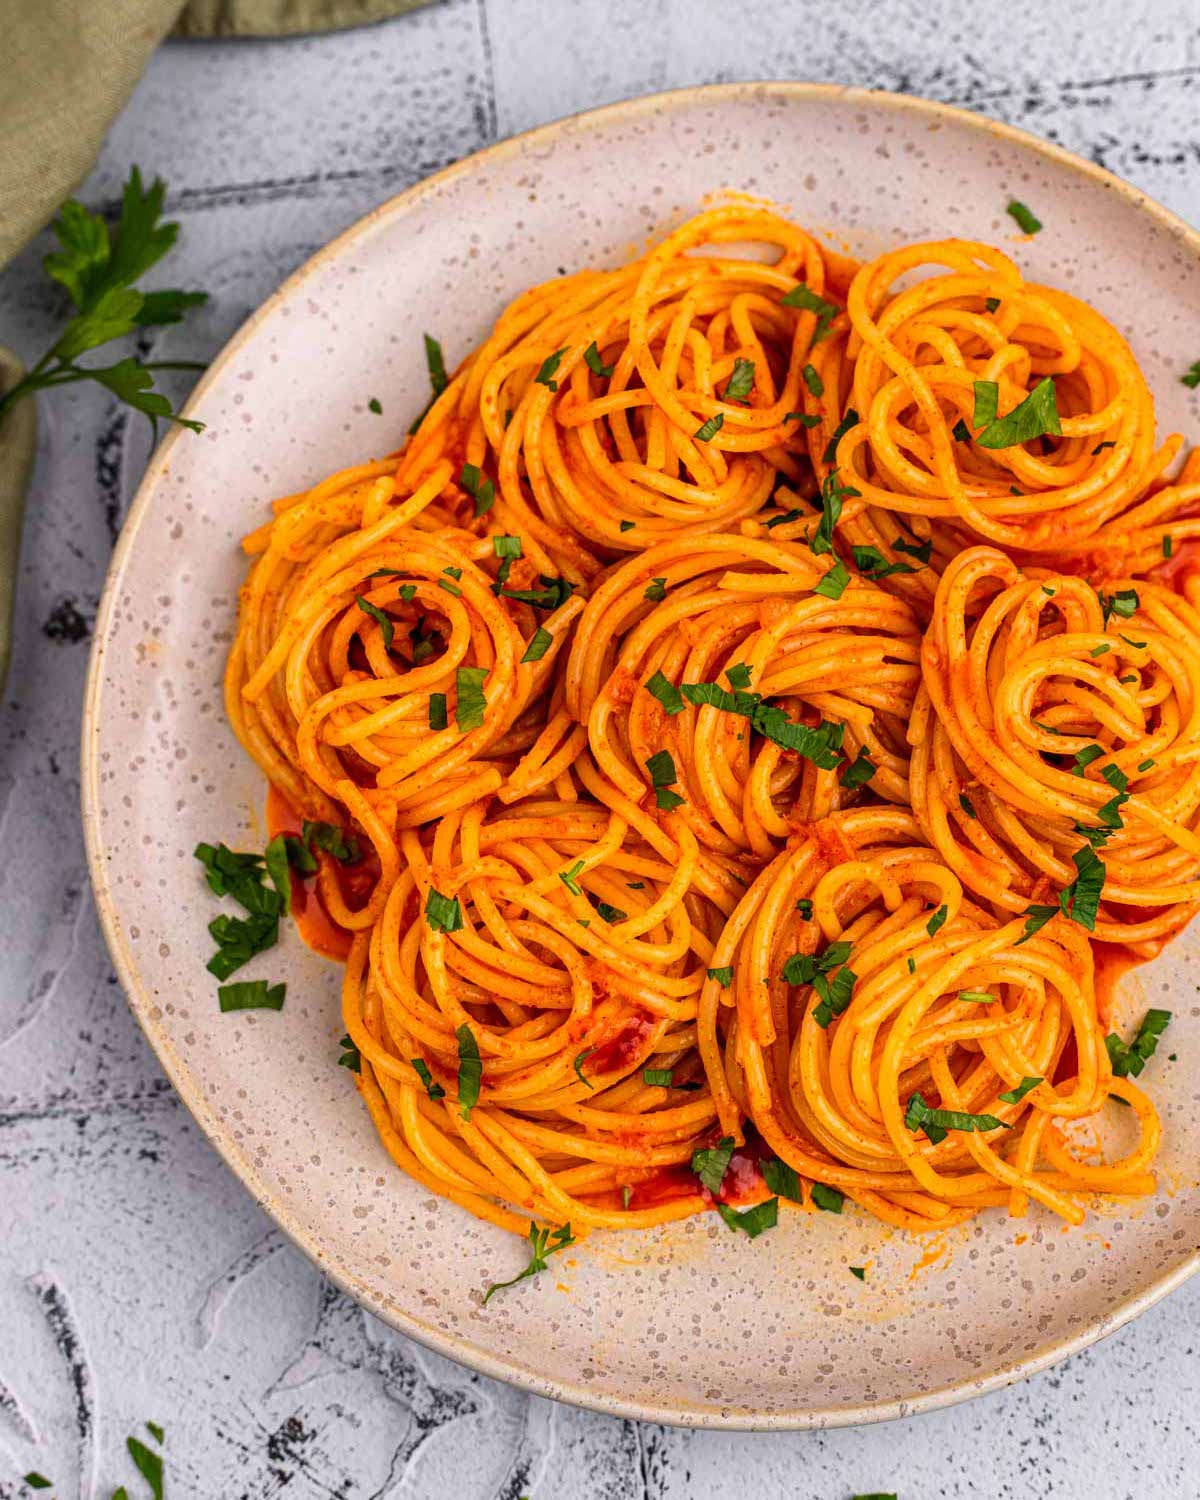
[82,83,1200,1429]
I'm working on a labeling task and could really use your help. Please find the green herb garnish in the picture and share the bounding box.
[456,1024,482,1118]
[1006,199,1043,234]
[0,167,208,436]
[425,888,463,933]
[482,1220,576,1303]
[217,979,285,1012]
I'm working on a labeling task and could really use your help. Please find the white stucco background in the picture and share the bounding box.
[2,2,1199,1495]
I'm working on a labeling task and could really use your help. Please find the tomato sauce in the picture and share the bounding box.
[585,1012,654,1075]
[1150,537,1200,600]
[266,784,375,962]
[625,1129,771,1211]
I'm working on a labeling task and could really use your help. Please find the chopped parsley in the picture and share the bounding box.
[1099,587,1139,625]
[428,692,447,730]
[691,1136,735,1194]
[595,901,627,924]
[850,1266,866,1281]
[723,357,756,401]
[455,666,488,731]
[894,533,933,566]
[459,461,495,518]
[761,1157,803,1201]
[814,558,851,600]
[802,362,824,397]
[217,979,285,1012]
[559,859,585,897]
[425,888,463,933]
[1058,844,1106,930]
[781,283,839,342]
[926,904,948,937]
[958,990,995,1005]
[1007,199,1043,234]
[645,749,684,811]
[644,576,668,602]
[811,1183,844,1213]
[904,1090,1006,1144]
[535,348,566,391]
[411,1057,445,1099]
[999,1075,1042,1104]
[1180,361,1200,390]
[678,678,845,770]
[1106,1009,1171,1078]
[717,1198,778,1237]
[455,1024,482,1119]
[355,595,394,650]
[959,792,977,818]
[811,470,859,554]
[521,626,554,663]
[573,1048,595,1089]
[852,544,915,581]
[973,377,1060,449]
[584,341,614,379]
[694,413,724,442]
[823,408,860,463]
[707,966,734,986]
[643,1067,701,1092]
[795,898,814,919]
[367,396,382,414]
[842,747,877,789]
[500,574,575,611]
[482,1220,576,1303]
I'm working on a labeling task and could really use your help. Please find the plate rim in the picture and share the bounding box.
[81,79,1200,1431]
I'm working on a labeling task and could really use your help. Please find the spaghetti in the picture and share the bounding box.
[222,207,1195,1262]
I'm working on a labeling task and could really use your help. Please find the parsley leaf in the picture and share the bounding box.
[782,282,840,342]
[814,558,851,600]
[1106,1009,1171,1077]
[459,461,495,517]
[521,626,554,663]
[646,669,683,714]
[841,747,877,789]
[338,1034,362,1072]
[811,1183,844,1213]
[456,1024,482,1118]
[707,965,734,986]
[761,1157,804,1201]
[535,348,566,391]
[1007,199,1043,234]
[584,341,614,378]
[904,1090,1006,1142]
[723,357,756,401]
[975,377,1061,449]
[717,1198,778,1237]
[695,413,724,442]
[412,1057,446,1099]
[455,665,488,731]
[691,1136,735,1194]
[355,596,394,650]
[217,979,286,1012]
[425,888,463,933]
[0,166,208,436]
[482,1221,576,1303]
[999,1075,1042,1104]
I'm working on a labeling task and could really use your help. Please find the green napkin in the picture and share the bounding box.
[0,0,432,689]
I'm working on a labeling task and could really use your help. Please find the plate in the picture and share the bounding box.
[82,82,1200,1429]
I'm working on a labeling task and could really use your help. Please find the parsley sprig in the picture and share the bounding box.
[0,167,208,436]
[483,1220,576,1303]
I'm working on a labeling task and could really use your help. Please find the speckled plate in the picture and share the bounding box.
[81,83,1200,1429]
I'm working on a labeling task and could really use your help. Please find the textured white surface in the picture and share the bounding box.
[2,1,1200,1494]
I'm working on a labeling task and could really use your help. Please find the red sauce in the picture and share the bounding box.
[625,1129,771,1211]
[586,1012,654,1076]
[1149,537,1200,600]
[266,784,375,962]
